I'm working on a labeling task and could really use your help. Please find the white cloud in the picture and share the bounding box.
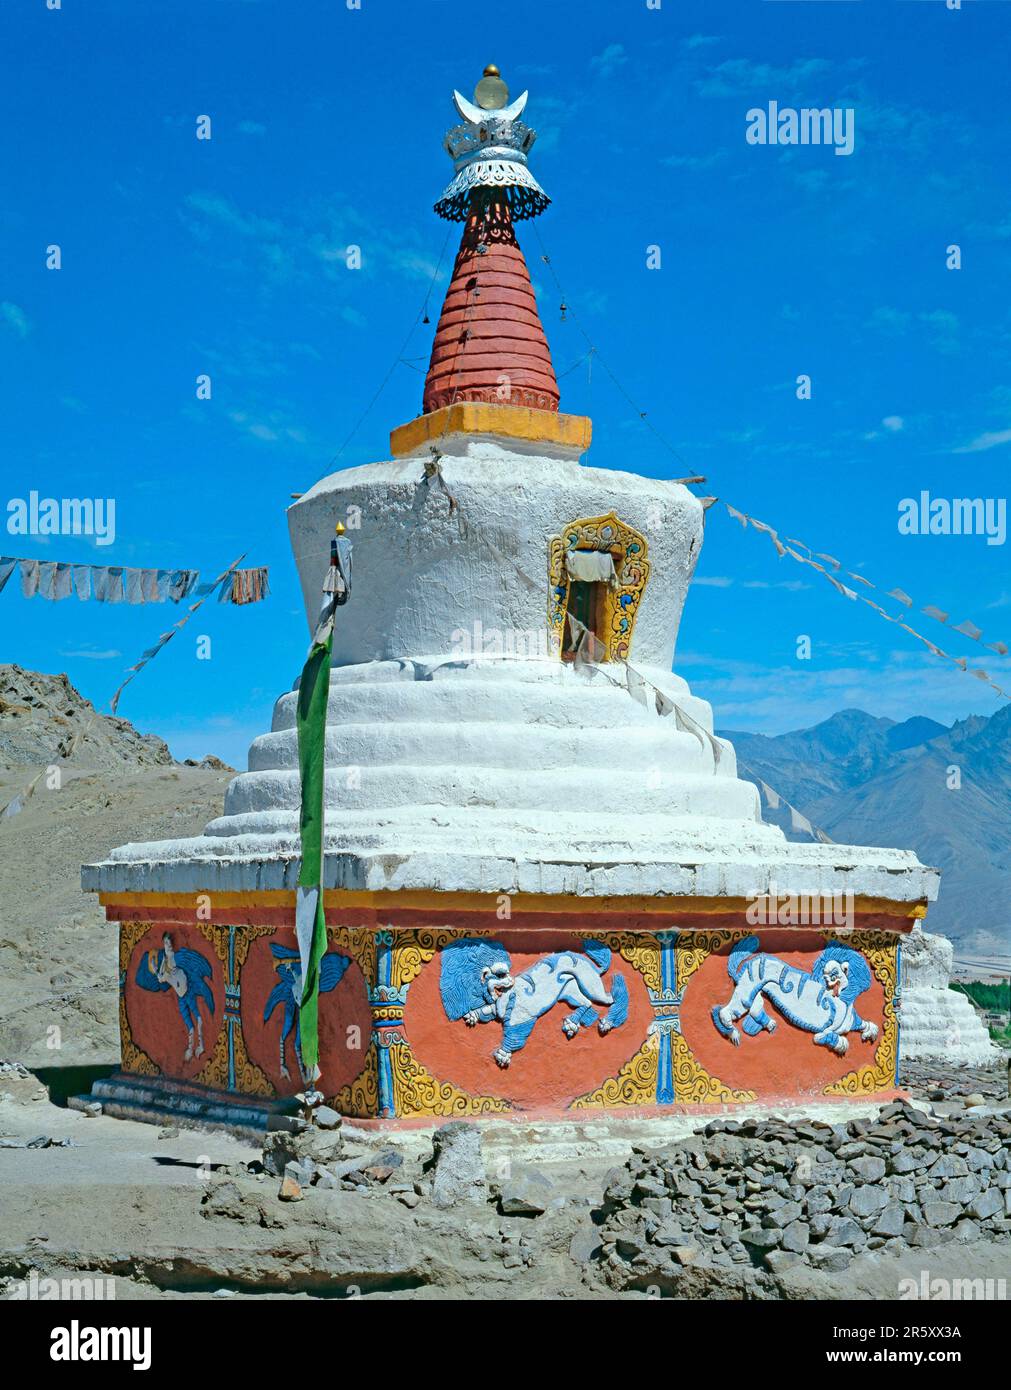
[662,151,726,171]
[227,407,311,448]
[590,44,627,80]
[865,415,905,440]
[866,306,911,335]
[184,192,283,240]
[1,302,30,338]
[696,56,832,99]
[694,575,808,591]
[953,428,1011,454]
[742,579,809,591]
[866,307,958,354]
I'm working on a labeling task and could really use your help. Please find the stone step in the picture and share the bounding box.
[70,1072,301,1140]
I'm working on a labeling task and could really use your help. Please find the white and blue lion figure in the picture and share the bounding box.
[711,935,879,1056]
[440,938,629,1069]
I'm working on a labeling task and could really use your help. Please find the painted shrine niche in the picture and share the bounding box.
[548,512,650,661]
[239,928,372,1098]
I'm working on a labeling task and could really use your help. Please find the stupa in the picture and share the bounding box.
[83,68,938,1129]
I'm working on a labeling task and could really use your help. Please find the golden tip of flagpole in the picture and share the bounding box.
[334,521,345,535]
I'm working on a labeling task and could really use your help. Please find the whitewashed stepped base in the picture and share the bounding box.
[84,656,936,900]
[900,926,999,1066]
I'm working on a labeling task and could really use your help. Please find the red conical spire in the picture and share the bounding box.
[423,192,560,415]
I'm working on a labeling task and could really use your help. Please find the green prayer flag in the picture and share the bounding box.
[294,533,351,1083]
[295,619,334,1080]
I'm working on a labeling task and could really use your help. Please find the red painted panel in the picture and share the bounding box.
[404,932,653,1110]
[238,928,372,1099]
[680,931,887,1097]
[123,924,224,1079]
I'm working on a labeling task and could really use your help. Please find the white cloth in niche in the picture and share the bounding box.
[564,550,616,585]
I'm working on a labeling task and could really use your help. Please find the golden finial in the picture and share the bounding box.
[334,521,345,535]
[474,64,509,111]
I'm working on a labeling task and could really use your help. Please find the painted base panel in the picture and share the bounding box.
[104,894,909,1122]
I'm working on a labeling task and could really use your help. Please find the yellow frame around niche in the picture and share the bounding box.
[547,512,650,661]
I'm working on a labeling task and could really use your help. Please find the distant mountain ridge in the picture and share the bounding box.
[721,706,1011,958]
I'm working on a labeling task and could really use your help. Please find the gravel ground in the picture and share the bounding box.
[901,1058,1010,1102]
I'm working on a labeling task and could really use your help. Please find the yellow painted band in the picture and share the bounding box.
[389,402,592,458]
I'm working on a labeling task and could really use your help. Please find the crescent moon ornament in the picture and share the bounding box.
[452,88,529,127]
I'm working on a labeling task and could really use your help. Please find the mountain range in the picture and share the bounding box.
[721,705,1011,962]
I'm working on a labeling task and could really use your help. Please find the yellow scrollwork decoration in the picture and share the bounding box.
[330,1046,380,1118]
[824,932,899,1097]
[571,1033,660,1109]
[118,920,159,1077]
[389,1045,511,1117]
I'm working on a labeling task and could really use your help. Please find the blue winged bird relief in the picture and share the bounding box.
[711,936,879,1056]
[440,938,629,1069]
[135,933,215,1061]
[263,943,351,1083]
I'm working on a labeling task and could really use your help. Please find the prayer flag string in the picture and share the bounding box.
[110,555,248,715]
[722,504,1009,698]
[0,556,268,606]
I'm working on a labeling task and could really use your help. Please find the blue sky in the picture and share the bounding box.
[2,0,1010,767]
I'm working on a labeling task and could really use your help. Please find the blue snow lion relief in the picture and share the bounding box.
[711,935,879,1056]
[440,938,629,1069]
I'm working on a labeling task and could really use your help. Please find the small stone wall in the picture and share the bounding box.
[598,1101,1010,1285]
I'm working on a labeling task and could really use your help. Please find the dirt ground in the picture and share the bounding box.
[1,1064,1008,1302]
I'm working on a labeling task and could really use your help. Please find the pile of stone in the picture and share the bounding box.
[902,1057,1009,1103]
[259,1117,563,1221]
[597,1101,1011,1284]
[0,1134,79,1149]
[260,1114,421,1206]
[265,1132,402,1200]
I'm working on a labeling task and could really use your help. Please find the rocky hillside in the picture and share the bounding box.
[0,663,174,770]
